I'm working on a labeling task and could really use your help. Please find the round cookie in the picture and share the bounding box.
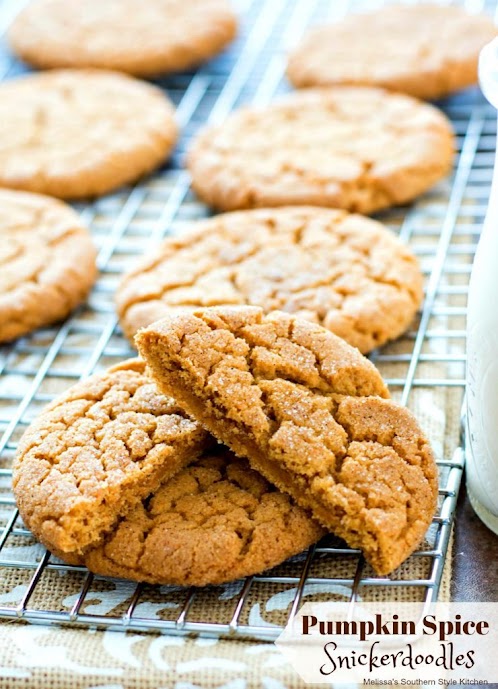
[9,0,237,77]
[0,69,178,199]
[13,359,211,555]
[187,87,454,214]
[117,207,423,354]
[72,450,325,586]
[0,189,97,342]
[137,307,438,575]
[287,5,497,100]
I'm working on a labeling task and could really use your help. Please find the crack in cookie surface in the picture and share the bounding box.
[13,359,211,555]
[70,449,325,586]
[137,307,438,575]
[117,207,423,353]
[0,70,178,199]
[9,0,237,77]
[0,189,97,342]
[187,87,454,214]
[287,5,497,100]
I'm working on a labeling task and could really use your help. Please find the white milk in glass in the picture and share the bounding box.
[466,37,498,534]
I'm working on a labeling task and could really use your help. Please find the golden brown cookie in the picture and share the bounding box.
[9,0,237,77]
[67,449,325,586]
[0,189,97,343]
[287,5,497,100]
[137,307,438,575]
[13,359,211,555]
[187,87,454,214]
[117,207,423,354]
[0,69,178,199]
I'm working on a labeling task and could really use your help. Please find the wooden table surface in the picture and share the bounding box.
[452,475,498,601]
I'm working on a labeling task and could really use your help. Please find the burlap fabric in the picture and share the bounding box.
[0,540,453,689]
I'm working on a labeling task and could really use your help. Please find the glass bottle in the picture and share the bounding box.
[466,37,498,534]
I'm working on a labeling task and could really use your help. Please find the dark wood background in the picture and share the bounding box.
[453,475,498,601]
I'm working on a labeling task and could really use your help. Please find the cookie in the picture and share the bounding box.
[137,307,438,575]
[9,0,237,77]
[187,87,454,214]
[0,69,178,199]
[117,207,423,354]
[65,449,325,586]
[0,189,97,343]
[13,359,211,555]
[287,4,497,100]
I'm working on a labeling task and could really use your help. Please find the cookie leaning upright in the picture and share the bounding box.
[117,207,424,353]
[0,69,178,199]
[0,189,97,343]
[137,307,438,575]
[9,0,237,76]
[13,359,211,556]
[287,4,497,100]
[187,87,454,214]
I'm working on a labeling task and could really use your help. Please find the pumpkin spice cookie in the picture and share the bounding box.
[287,4,497,100]
[117,207,423,353]
[9,0,237,77]
[187,87,454,214]
[66,449,325,586]
[13,359,211,555]
[0,189,97,343]
[0,69,178,199]
[137,307,438,575]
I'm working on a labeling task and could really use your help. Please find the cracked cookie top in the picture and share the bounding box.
[9,0,237,77]
[13,359,211,555]
[187,87,454,215]
[0,69,178,199]
[287,4,497,100]
[137,307,438,575]
[77,449,325,586]
[117,207,423,353]
[0,189,97,343]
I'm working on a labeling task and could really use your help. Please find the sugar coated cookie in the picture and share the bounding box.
[187,87,454,214]
[0,69,178,199]
[117,207,423,353]
[137,307,438,575]
[0,189,97,342]
[72,449,325,586]
[9,0,237,76]
[287,4,497,100]
[13,359,211,555]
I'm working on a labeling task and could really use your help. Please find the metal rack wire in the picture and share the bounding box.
[0,0,493,641]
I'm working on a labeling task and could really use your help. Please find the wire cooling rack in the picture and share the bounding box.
[0,0,493,641]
